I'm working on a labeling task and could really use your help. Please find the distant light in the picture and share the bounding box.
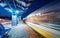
[16,10,19,14]
[36,13,41,16]
[39,13,41,15]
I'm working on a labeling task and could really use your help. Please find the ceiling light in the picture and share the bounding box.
[16,10,19,14]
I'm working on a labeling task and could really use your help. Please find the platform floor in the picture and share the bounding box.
[6,22,39,38]
[8,22,29,38]
[3,21,60,38]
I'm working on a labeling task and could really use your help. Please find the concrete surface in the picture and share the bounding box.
[8,22,29,38]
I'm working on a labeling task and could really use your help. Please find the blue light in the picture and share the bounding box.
[5,8,13,13]
[0,3,7,7]
[9,9,12,12]
[5,8,20,14]
[16,10,19,14]
[20,10,23,13]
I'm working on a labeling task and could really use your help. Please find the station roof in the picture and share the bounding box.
[0,0,59,19]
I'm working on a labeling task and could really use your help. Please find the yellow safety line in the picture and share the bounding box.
[31,26,55,38]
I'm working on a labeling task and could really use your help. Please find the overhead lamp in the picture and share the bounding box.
[9,9,13,12]
[15,10,19,14]
[5,8,12,13]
